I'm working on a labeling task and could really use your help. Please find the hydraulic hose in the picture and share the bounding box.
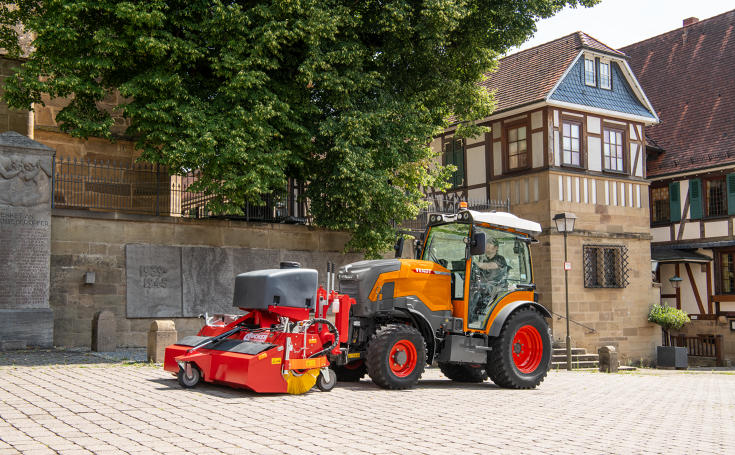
[301,318,339,359]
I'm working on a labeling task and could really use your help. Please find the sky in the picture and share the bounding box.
[514,0,734,53]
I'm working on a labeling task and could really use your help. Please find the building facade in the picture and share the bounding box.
[430,32,661,363]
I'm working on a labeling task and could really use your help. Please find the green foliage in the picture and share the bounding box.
[648,302,691,331]
[1,0,598,258]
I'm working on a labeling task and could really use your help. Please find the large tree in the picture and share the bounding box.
[1,0,597,257]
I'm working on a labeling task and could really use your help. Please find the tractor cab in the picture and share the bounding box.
[418,209,540,333]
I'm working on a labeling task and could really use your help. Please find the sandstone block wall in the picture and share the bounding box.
[50,210,360,347]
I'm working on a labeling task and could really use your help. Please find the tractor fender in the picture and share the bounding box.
[395,307,437,365]
[487,301,552,337]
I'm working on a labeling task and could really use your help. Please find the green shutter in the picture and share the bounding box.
[669,181,681,222]
[727,174,735,215]
[453,140,464,188]
[689,178,702,220]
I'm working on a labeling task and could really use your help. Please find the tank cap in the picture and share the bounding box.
[280,261,300,269]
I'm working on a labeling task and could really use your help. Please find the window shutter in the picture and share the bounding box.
[669,181,681,222]
[727,174,735,215]
[689,178,702,220]
[453,140,464,187]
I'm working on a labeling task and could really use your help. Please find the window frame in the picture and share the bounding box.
[584,58,596,87]
[443,138,465,189]
[650,185,671,224]
[603,127,626,173]
[561,120,583,168]
[583,245,629,289]
[703,176,728,219]
[599,60,612,90]
[505,122,529,172]
[715,248,735,295]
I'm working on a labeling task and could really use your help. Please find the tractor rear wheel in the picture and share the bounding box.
[331,359,367,382]
[487,307,552,389]
[366,324,426,390]
[438,363,488,383]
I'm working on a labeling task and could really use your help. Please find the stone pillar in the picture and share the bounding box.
[598,346,618,373]
[91,310,117,352]
[0,131,55,347]
[148,320,177,363]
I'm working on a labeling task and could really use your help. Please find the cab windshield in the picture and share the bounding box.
[422,223,471,300]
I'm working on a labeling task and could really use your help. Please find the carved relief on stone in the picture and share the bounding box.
[0,154,53,208]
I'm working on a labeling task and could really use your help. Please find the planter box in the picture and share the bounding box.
[657,346,688,370]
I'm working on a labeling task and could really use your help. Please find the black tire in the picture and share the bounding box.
[487,307,552,389]
[316,370,337,392]
[366,324,426,390]
[177,365,201,389]
[438,362,488,383]
[331,360,367,382]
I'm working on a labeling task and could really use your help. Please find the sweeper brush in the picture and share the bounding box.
[164,262,353,394]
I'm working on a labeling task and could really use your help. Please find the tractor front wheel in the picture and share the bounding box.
[177,365,201,389]
[331,359,367,382]
[487,307,552,389]
[366,324,426,390]
[438,363,488,383]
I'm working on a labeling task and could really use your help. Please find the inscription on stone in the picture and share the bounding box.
[126,245,182,318]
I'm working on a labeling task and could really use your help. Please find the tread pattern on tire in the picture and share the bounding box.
[366,324,426,390]
[438,362,488,383]
[487,307,552,389]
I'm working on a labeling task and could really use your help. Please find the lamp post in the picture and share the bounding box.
[553,212,578,371]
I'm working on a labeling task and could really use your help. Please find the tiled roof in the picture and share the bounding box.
[477,32,624,115]
[620,10,735,177]
[550,60,655,118]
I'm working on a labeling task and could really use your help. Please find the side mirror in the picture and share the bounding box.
[394,237,405,258]
[470,232,486,256]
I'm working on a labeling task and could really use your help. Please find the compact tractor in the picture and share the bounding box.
[164,205,551,393]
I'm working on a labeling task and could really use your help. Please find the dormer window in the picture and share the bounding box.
[584,58,596,86]
[600,61,611,89]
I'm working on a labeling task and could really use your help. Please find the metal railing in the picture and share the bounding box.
[663,333,724,367]
[396,194,510,232]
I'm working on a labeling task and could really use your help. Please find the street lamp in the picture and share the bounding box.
[669,275,683,289]
[553,212,578,371]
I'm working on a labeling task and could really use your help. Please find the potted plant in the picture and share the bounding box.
[648,302,691,369]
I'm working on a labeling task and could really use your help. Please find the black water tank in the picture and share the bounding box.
[280,261,300,269]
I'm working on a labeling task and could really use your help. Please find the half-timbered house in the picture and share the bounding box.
[622,11,735,363]
[429,32,660,363]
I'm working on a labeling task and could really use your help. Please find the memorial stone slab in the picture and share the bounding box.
[126,244,183,318]
[0,131,55,347]
[91,310,117,352]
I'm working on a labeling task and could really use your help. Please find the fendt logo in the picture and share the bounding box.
[413,268,434,274]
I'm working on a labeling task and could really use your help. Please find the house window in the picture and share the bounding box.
[562,122,581,166]
[443,139,464,188]
[651,186,670,222]
[721,252,735,293]
[507,125,527,170]
[603,128,624,172]
[584,245,629,288]
[600,62,611,89]
[706,178,726,217]
[584,58,596,86]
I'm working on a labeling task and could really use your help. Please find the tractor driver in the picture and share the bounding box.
[476,237,508,283]
[468,237,509,324]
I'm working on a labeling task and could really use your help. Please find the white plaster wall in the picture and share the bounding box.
[630,143,641,177]
[553,110,559,127]
[532,131,543,168]
[587,116,601,134]
[679,269,701,316]
[466,145,486,186]
[468,188,486,200]
[588,136,601,171]
[629,124,638,141]
[553,130,560,166]
[679,222,700,240]
[636,125,643,141]
[531,111,543,130]
[492,142,502,177]
[705,220,728,237]
[493,122,501,139]
[651,227,671,242]
[466,133,484,145]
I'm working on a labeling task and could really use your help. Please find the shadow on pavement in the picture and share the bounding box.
[0,349,126,368]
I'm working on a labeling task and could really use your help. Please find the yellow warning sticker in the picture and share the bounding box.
[348,353,361,359]
[258,353,267,360]
[308,339,317,344]
[271,358,282,364]
[305,359,316,367]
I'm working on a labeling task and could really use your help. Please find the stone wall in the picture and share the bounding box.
[50,209,361,347]
[0,59,32,137]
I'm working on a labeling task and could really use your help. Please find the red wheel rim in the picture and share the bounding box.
[512,325,543,374]
[389,340,417,377]
[344,359,363,370]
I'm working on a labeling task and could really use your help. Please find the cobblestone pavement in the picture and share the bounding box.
[1,350,734,455]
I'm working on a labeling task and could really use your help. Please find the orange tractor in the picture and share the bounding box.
[164,207,551,393]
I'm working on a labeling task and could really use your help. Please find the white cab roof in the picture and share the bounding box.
[465,210,542,234]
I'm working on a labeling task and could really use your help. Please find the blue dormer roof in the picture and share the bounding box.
[549,59,655,118]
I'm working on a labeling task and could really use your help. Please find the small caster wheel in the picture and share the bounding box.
[177,364,201,388]
[316,369,337,392]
